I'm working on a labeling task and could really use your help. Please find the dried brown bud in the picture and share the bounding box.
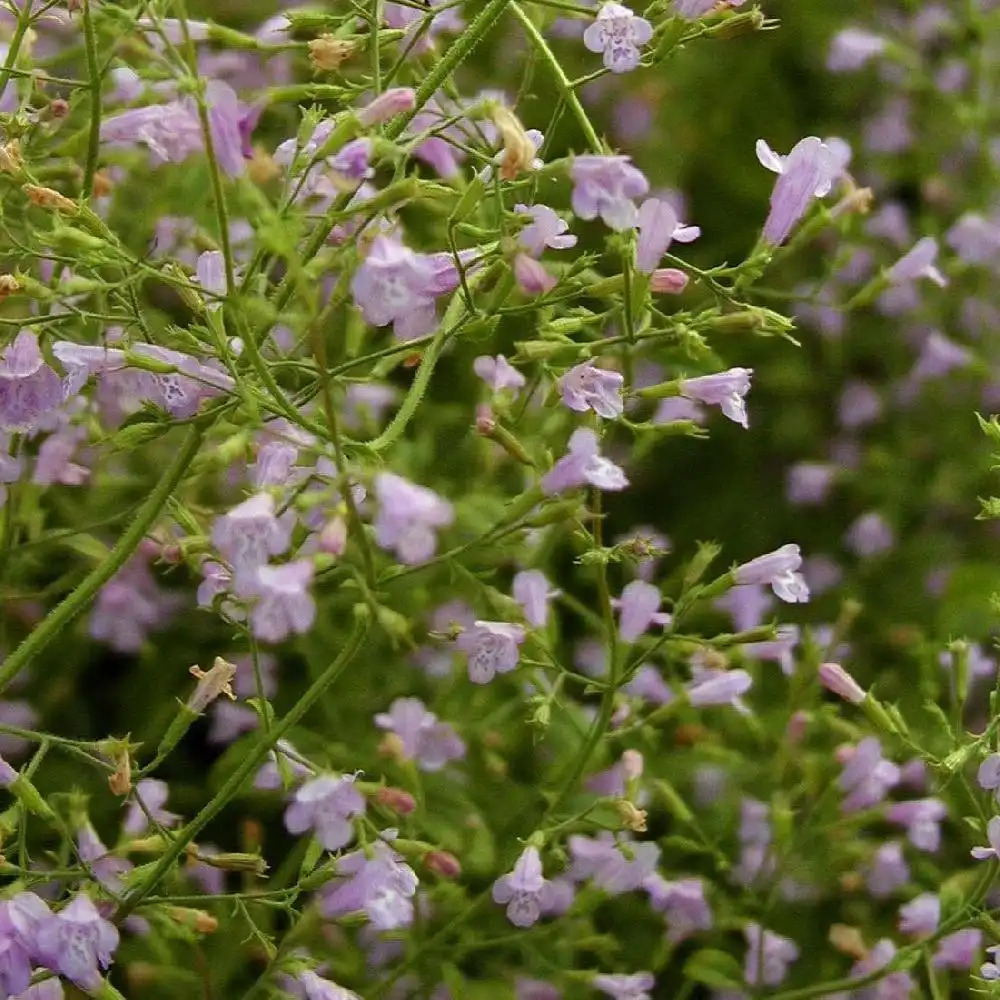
[616,800,648,832]
[187,657,237,714]
[0,275,20,300]
[0,141,22,174]
[23,184,78,213]
[490,104,537,182]
[673,723,706,747]
[829,923,867,958]
[107,747,132,796]
[308,35,357,72]
[167,906,218,934]
[374,786,417,815]
[247,147,281,185]
[424,850,461,879]
[92,170,113,198]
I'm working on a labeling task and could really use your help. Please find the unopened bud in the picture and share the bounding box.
[490,104,537,181]
[785,710,809,744]
[318,516,348,557]
[308,35,356,72]
[0,141,22,173]
[424,850,461,879]
[474,404,496,436]
[818,662,865,704]
[195,851,268,875]
[47,98,69,119]
[24,184,78,213]
[358,87,416,127]
[374,786,417,815]
[621,749,644,781]
[107,746,132,796]
[166,906,218,934]
[616,800,647,832]
[513,253,556,295]
[377,732,407,763]
[650,268,689,294]
[829,923,867,958]
[188,657,237,713]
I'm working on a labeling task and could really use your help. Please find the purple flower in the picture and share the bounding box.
[865,841,910,898]
[582,4,653,74]
[0,332,64,432]
[492,847,553,927]
[850,940,914,1000]
[330,138,374,187]
[374,697,465,771]
[715,584,773,631]
[623,665,675,705]
[36,894,119,992]
[456,621,526,684]
[513,254,557,295]
[827,27,886,71]
[898,893,940,937]
[686,668,752,707]
[679,368,753,428]
[844,512,894,558]
[245,560,316,643]
[517,203,577,257]
[351,236,459,341]
[593,972,655,1000]
[978,754,1000,802]
[570,155,649,231]
[911,331,971,381]
[474,354,526,395]
[839,380,882,429]
[757,137,839,245]
[888,237,947,287]
[744,923,799,987]
[743,625,799,676]
[839,738,900,813]
[512,570,559,628]
[786,462,836,505]
[567,834,659,894]
[358,87,416,126]
[542,428,628,495]
[933,929,982,970]
[123,778,180,835]
[211,494,292,593]
[616,581,670,642]
[984,944,1000,980]
[635,198,700,274]
[733,544,809,603]
[0,893,50,996]
[818,662,866,704]
[972,815,1000,860]
[886,798,946,852]
[673,0,745,17]
[374,472,454,565]
[559,363,625,418]
[516,979,561,1000]
[284,774,366,851]
[321,838,419,930]
[254,739,312,790]
[643,876,712,942]
[283,970,360,1000]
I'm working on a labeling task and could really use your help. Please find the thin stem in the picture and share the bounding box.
[0,426,203,694]
[508,1,604,154]
[116,614,368,919]
[81,0,102,199]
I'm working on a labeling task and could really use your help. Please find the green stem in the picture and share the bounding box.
[0,8,30,101]
[0,426,203,695]
[116,614,368,919]
[81,0,102,199]
[508,1,604,154]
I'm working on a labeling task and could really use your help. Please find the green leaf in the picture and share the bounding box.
[683,948,744,989]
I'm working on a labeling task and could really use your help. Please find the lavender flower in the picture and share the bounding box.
[358,87,416,126]
[593,972,655,1000]
[492,847,553,927]
[0,331,64,432]
[542,428,628,495]
[321,838,419,930]
[978,754,1000,803]
[374,697,465,771]
[211,494,292,592]
[474,354,526,395]
[887,237,947,287]
[351,236,460,341]
[284,970,360,1000]
[374,472,454,565]
[984,945,1000,980]
[898,893,940,937]
[567,834,659,893]
[886,798,947,852]
[245,561,316,643]
[839,738,900,813]
[933,929,982,970]
[828,27,887,71]
[570,155,649,230]
[744,923,799,987]
[972,816,1000,860]
[0,893,50,996]
[517,203,577,257]
[786,462,836,505]
[616,581,670,642]
[512,570,559,628]
[559,363,625,418]
[686,668,752,707]
[123,778,180,835]
[582,4,653,74]
[456,621,526,684]
[284,774,366,851]
[849,940,914,999]
[679,368,753,428]
[643,876,713,942]
[757,137,839,245]
[866,842,910,898]
[818,662,866,704]
[733,544,810,603]
[635,198,700,274]
[845,512,894,558]
[36,894,119,992]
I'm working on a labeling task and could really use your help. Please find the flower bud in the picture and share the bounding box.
[622,749,644,781]
[374,786,417,815]
[818,662,865,704]
[650,268,689,294]
[166,906,218,934]
[424,849,461,879]
[24,183,78,213]
[358,87,416,126]
[318,516,348,557]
